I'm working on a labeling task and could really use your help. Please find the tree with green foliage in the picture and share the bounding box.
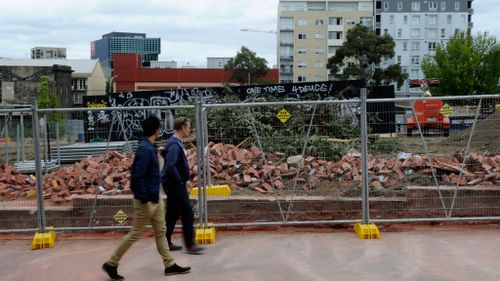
[225,46,270,85]
[422,30,500,96]
[327,24,407,87]
[38,76,64,125]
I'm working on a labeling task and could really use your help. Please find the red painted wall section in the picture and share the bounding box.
[113,54,140,83]
[113,54,279,92]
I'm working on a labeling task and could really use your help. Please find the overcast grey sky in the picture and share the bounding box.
[0,0,499,67]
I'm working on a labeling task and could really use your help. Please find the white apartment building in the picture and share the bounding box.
[207,57,231,69]
[150,60,178,68]
[376,0,473,96]
[31,47,67,59]
[278,0,374,83]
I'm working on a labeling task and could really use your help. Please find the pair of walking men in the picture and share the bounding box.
[102,116,201,280]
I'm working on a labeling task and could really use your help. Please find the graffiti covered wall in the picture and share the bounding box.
[83,80,394,142]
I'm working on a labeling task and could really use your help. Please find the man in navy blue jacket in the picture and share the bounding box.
[102,116,191,280]
[161,116,203,254]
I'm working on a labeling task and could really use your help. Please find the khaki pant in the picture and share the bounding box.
[107,199,174,268]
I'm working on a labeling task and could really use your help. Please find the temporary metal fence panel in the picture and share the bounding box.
[202,99,366,226]
[366,94,500,222]
[3,94,500,234]
[1,105,195,232]
[0,108,39,232]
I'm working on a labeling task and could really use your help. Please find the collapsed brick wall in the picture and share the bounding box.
[1,143,500,205]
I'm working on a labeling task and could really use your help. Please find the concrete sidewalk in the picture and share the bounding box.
[0,229,499,281]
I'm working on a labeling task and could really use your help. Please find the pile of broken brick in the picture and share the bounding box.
[1,143,499,204]
[0,151,133,204]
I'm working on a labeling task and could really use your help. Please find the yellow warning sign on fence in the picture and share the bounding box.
[440,104,454,117]
[276,108,291,123]
[114,210,128,224]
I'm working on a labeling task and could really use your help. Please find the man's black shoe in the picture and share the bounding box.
[186,245,204,255]
[168,243,183,251]
[164,263,191,275]
[102,262,124,280]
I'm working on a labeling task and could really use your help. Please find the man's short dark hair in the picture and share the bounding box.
[141,115,160,137]
[174,117,190,131]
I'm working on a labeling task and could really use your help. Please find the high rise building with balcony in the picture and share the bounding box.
[91,32,161,77]
[375,0,473,96]
[278,0,374,83]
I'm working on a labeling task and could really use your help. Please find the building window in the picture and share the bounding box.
[390,15,394,24]
[403,42,408,51]
[298,48,307,54]
[397,28,402,38]
[346,19,356,25]
[411,28,420,38]
[441,2,446,10]
[428,28,438,38]
[384,2,389,10]
[329,17,343,25]
[280,17,294,30]
[428,2,437,10]
[455,2,460,10]
[428,42,437,51]
[79,79,87,90]
[315,19,324,25]
[297,19,307,26]
[298,62,307,68]
[411,56,420,65]
[71,79,78,90]
[280,32,293,44]
[328,31,343,40]
[73,92,83,104]
[441,28,446,38]
[411,42,420,51]
[315,61,324,68]
[397,55,402,64]
[411,68,419,78]
[428,15,438,25]
[447,14,452,24]
[298,33,307,39]
[314,47,324,54]
[383,29,388,35]
[328,46,338,54]
[412,15,420,25]
[298,76,307,82]
[411,2,420,11]
[404,15,408,24]
[397,2,403,10]
[280,46,293,57]
[360,17,373,28]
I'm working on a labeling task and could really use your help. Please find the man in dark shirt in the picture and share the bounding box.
[102,115,191,280]
[161,116,203,254]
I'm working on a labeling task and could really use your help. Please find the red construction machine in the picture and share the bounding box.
[406,79,450,137]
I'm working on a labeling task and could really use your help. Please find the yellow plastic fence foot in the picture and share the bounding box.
[195,225,216,245]
[31,226,57,250]
[190,185,231,197]
[354,223,381,240]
